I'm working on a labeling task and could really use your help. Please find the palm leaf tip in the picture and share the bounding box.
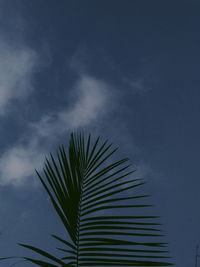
[20,132,173,266]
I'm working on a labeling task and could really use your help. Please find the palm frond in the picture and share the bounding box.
[20,133,173,266]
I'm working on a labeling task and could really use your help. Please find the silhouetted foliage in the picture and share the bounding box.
[6,133,173,266]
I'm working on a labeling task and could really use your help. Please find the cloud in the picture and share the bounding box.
[31,74,109,137]
[0,140,44,185]
[120,75,151,97]
[0,40,38,115]
[128,78,150,95]
[0,73,110,185]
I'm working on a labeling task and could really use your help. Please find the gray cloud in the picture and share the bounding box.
[0,73,110,185]
[0,39,38,115]
[32,74,110,137]
[0,140,44,186]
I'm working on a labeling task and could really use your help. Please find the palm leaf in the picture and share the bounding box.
[20,133,173,266]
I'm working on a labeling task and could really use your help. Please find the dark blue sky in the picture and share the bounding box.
[0,1,199,266]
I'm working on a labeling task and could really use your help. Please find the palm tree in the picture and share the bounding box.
[18,132,173,266]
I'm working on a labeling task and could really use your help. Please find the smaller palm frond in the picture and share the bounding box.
[20,132,173,266]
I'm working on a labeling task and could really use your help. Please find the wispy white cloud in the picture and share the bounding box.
[0,140,44,185]
[0,73,110,185]
[124,77,150,96]
[129,79,147,93]
[32,74,109,137]
[0,40,38,115]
